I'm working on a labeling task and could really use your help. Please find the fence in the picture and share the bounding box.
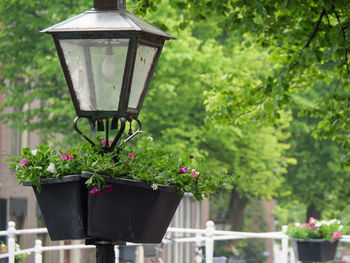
[1,221,350,263]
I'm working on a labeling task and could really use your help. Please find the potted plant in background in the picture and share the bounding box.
[0,242,28,263]
[8,136,233,243]
[286,217,343,262]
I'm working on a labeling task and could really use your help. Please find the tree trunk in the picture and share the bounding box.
[226,189,249,231]
[306,203,322,221]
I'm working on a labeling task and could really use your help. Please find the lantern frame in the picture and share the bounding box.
[42,5,174,150]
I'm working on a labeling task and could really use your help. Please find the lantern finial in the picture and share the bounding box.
[94,0,126,10]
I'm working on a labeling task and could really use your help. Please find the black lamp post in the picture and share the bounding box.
[42,0,174,262]
[42,0,174,152]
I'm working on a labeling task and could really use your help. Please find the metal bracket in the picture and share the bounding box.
[123,118,142,144]
[73,116,141,152]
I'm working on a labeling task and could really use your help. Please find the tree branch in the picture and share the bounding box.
[289,8,326,72]
[332,6,350,75]
[300,8,326,55]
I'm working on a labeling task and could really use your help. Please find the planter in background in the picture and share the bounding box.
[24,175,87,241]
[82,172,182,243]
[292,239,339,262]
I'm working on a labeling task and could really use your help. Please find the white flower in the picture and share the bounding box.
[32,149,38,156]
[151,184,158,190]
[46,163,56,174]
[147,136,154,141]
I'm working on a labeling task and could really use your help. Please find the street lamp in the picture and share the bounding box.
[41,0,175,261]
[42,0,174,152]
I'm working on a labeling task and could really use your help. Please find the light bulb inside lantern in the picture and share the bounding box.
[101,44,116,79]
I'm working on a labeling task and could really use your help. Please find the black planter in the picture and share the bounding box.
[82,172,182,243]
[24,175,87,241]
[292,239,339,262]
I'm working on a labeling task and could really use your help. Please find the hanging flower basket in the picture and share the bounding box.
[10,140,231,243]
[82,172,181,243]
[24,175,88,241]
[292,239,339,262]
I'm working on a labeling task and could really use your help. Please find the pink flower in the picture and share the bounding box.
[311,225,318,231]
[105,185,112,193]
[292,222,296,226]
[20,158,29,168]
[108,139,114,145]
[89,187,101,196]
[4,250,7,254]
[309,217,316,223]
[192,172,200,177]
[179,168,187,174]
[60,154,73,160]
[301,224,307,228]
[333,231,342,239]
[192,172,200,184]
[128,152,134,160]
[101,139,106,145]
[189,155,194,159]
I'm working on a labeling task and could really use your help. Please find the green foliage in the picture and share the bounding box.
[286,218,343,242]
[133,0,350,164]
[138,1,294,202]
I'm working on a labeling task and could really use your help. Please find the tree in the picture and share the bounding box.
[134,0,350,166]
[280,110,350,220]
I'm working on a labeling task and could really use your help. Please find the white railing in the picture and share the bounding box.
[2,221,350,263]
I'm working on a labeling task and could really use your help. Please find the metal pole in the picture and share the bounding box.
[205,221,214,263]
[94,0,126,10]
[7,221,16,263]
[96,243,115,263]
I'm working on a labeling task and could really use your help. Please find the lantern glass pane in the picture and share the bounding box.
[128,44,158,109]
[60,38,129,112]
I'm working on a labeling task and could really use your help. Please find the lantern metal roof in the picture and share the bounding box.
[41,9,174,40]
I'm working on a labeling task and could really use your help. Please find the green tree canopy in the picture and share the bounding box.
[135,0,350,165]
